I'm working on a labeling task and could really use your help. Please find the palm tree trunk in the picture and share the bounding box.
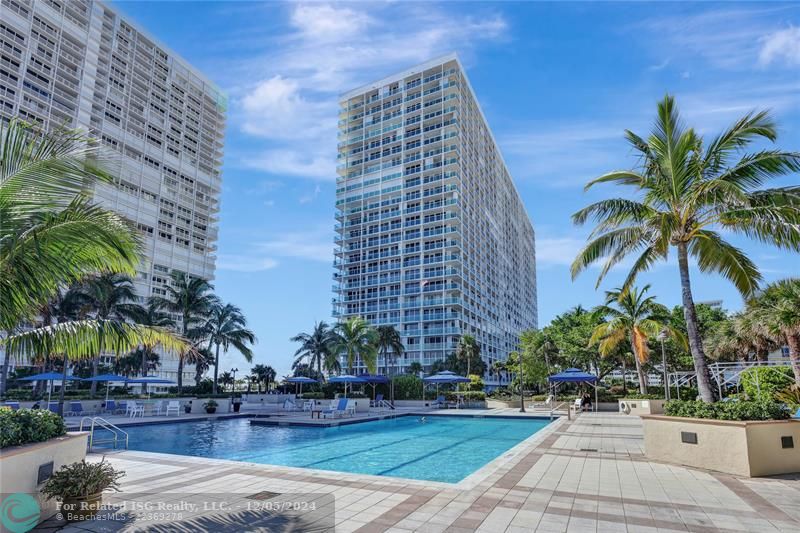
[213,343,220,395]
[89,356,99,397]
[621,358,627,394]
[57,354,68,416]
[177,356,184,394]
[140,348,149,395]
[786,333,800,386]
[677,242,715,402]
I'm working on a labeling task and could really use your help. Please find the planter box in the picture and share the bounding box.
[641,415,800,477]
[619,399,666,416]
[0,432,88,526]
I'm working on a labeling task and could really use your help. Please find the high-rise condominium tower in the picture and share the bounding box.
[333,54,536,375]
[0,0,225,382]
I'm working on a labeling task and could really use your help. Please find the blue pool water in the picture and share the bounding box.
[111,416,550,483]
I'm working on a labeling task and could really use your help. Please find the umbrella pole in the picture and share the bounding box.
[48,380,52,405]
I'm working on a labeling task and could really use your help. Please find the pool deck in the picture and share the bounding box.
[38,411,800,532]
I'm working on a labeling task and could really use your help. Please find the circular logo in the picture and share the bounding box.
[1,493,40,533]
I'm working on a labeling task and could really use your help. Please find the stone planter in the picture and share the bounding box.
[0,432,88,526]
[641,415,800,477]
[618,399,666,415]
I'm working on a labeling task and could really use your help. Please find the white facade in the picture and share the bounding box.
[1,0,225,383]
[333,54,537,374]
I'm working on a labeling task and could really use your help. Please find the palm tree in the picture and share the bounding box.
[332,316,378,374]
[291,322,334,378]
[251,364,276,393]
[752,279,800,384]
[192,347,214,387]
[455,335,480,377]
[153,271,216,393]
[118,349,160,377]
[407,361,423,375]
[127,299,174,394]
[375,325,404,403]
[79,273,142,396]
[590,286,686,395]
[0,119,188,409]
[571,96,800,402]
[202,302,255,394]
[218,371,234,392]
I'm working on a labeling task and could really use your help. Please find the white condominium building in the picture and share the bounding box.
[0,0,225,383]
[333,54,537,374]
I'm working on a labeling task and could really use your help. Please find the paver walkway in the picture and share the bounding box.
[37,412,800,532]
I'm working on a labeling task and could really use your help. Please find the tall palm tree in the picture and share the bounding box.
[590,286,686,394]
[251,364,276,393]
[79,273,142,396]
[202,302,255,394]
[375,325,404,376]
[128,298,175,393]
[153,271,216,393]
[455,335,479,377]
[407,361,423,375]
[192,347,214,387]
[0,119,188,408]
[571,96,800,401]
[218,370,234,392]
[291,322,334,378]
[752,279,800,384]
[332,317,378,374]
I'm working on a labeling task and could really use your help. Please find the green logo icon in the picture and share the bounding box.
[1,493,40,533]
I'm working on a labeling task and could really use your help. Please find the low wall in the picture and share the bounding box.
[619,399,666,416]
[642,415,800,477]
[0,432,88,526]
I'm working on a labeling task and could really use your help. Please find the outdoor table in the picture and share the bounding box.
[311,410,323,419]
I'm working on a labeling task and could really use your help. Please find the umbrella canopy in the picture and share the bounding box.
[357,373,389,384]
[82,373,128,382]
[19,372,82,381]
[329,375,367,384]
[548,368,597,383]
[286,377,318,384]
[423,373,470,384]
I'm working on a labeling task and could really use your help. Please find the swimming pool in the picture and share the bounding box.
[111,415,550,483]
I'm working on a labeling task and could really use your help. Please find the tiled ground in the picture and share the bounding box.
[37,412,800,532]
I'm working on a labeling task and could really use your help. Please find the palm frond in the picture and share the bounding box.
[689,230,761,298]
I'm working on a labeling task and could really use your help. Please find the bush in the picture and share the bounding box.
[299,392,325,400]
[467,375,484,392]
[392,375,422,400]
[740,367,794,401]
[41,459,124,500]
[445,391,486,402]
[0,408,67,448]
[664,399,790,421]
[775,384,800,409]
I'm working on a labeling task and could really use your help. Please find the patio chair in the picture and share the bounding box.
[128,401,144,418]
[4,401,20,410]
[431,395,447,409]
[116,401,127,415]
[165,401,181,416]
[47,402,59,413]
[283,399,300,411]
[68,401,83,417]
[321,398,350,419]
[152,400,164,415]
[370,394,384,407]
[529,395,553,409]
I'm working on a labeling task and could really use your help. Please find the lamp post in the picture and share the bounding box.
[230,367,238,394]
[657,331,669,401]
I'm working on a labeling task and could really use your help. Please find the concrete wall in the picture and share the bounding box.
[619,399,666,416]
[0,432,88,526]
[642,415,800,477]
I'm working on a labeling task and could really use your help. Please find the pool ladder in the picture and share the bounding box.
[79,416,129,450]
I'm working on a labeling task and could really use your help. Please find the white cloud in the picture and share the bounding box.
[536,237,585,267]
[759,26,800,66]
[243,150,334,180]
[290,4,372,42]
[257,230,333,263]
[647,58,671,71]
[217,254,278,272]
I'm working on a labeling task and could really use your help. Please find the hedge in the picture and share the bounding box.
[664,400,790,421]
[0,408,67,448]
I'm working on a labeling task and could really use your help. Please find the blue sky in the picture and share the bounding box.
[112,1,800,377]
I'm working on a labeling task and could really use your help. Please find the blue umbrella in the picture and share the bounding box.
[82,374,129,403]
[423,372,470,401]
[358,373,389,400]
[286,376,318,395]
[124,377,175,399]
[329,374,366,398]
[20,372,82,404]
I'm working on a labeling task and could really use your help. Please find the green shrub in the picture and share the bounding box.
[444,391,486,402]
[392,375,422,400]
[41,459,124,500]
[664,399,790,421]
[0,408,67,448]
[467,375,484,392]
[740,367,794,401]
[775,384,800,409]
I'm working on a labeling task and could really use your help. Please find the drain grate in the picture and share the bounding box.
[246,491,281,501]
[580,448,599,452]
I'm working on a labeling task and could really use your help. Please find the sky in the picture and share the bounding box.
[111,1,800,378]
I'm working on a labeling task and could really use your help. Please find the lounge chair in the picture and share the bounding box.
[128,401,144,418]
[370,394,384,407]
[116,401,127,415]
[529,395,554,409]
[431,395,447,409]
[302,400,314,411]
[321,398,350,419]
[4,401,19,410]
[68,401,83,417]
[283,399,301,411]
[165,401,181,416]
[47,402,59,413]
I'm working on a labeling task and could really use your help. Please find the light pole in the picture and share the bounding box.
[230,367,238,394]
[518,352,526,413]
[657,331,669,401]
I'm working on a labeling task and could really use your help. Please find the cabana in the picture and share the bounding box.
[547,368,598,412]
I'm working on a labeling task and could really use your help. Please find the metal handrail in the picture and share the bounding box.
[79,416,129,450]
